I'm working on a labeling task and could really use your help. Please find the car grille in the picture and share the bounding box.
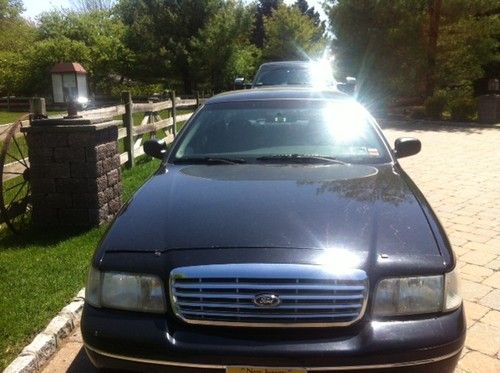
[169,263,368,327]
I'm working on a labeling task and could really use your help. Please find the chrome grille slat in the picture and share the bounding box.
[176,301,363,310]
[170,264,368,327]
[173,292,364,300]
[181,310,360,319]
[174,283,364,291]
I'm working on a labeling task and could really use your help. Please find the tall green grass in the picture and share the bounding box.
[0,157,161,370]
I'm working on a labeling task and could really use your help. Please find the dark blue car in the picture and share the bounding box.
[82,88,465,372]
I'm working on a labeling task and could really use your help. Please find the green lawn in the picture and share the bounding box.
[0,112,28,125]
[0,111,63,125]
[0,157,161,370]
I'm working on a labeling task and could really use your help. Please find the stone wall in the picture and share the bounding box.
[24,119,122,227]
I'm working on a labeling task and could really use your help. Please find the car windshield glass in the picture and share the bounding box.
[255,67,313,86]
[254,65,336,87]
[172,100,390,164]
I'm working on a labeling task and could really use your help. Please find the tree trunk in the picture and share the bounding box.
[182,70,192,95]
[425,0,442,97]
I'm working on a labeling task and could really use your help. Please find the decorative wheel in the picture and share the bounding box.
[0,114,32,233]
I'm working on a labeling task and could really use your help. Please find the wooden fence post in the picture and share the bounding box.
[121,91,135,168]
[170,90,177,137]
[29,97,47,119]
[196,91,200,107]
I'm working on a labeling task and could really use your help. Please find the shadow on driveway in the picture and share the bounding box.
[377,119,497,135]
[66,348,97,373]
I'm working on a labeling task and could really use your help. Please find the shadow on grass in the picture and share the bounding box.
[0,156,161,251]
[0,225,101,250]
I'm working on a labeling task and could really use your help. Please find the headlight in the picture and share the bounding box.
[373,268,461,317]
[85,267,166,313]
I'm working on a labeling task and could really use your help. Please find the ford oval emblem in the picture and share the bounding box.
[253,293,281,308]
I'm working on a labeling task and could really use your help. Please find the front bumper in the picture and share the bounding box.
[81,304,465,372]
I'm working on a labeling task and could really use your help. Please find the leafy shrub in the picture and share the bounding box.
[446,85,477,121]
[110,83,166,98]
[448,96,477,121]
[424,91,447,119]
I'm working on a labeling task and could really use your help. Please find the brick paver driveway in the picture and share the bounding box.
[383,122,500,372]
[42,122,500,372]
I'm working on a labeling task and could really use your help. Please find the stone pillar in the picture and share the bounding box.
[23,118,122,227]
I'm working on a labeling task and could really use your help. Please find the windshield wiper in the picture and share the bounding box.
[173,157,247,165]
[256,154,349,165]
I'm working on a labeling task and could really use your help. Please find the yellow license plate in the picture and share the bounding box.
[227,368,306,373]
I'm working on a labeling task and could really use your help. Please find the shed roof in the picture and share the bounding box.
[51,62,87,74]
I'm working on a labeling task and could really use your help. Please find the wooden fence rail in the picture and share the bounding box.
[1,91,209,184]
[0,96,32,111]
[119,91,200,168]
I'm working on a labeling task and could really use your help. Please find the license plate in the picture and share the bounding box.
[227,367,306,373]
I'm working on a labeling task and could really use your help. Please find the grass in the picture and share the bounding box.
[0,132,29,168]
[0,112,28,125]
[0,111,63,126]
[0,157,161,370]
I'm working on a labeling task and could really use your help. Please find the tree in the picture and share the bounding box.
[425,0,443,97]
[190,1,261,91]
[325,1,432,104]
[0,0,37,96]
[22,37,91,95]
[0,0,23,19]
[325,0,499,107]
[70,0,115,12]
[293,0,325,39]
[263,4,327,61]
[25,9,130,94]
[251,0,281,48]
[436,0,499,89]
[117,0,224,93]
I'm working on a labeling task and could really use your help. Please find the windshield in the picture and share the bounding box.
[254,67,335,87]
[255,67,312,86]
[172,100,391,164]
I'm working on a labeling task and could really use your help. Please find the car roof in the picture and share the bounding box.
[206,87,350,105]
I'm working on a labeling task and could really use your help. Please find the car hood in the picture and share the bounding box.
[100,163,444,271]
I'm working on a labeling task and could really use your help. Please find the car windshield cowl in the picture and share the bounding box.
[173,156,247,165]
[256,154,350,165]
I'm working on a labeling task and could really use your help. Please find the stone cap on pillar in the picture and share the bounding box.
[29,117,116,128]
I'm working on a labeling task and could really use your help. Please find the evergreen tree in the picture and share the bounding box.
[263,4,327,61]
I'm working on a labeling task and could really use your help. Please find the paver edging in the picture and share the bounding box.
[3,288,85,373]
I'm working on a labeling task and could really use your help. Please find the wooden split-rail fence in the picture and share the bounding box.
[0,92,207,185]
[111,91,202,168]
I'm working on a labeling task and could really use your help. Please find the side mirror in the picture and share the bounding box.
[143,139,167,159]
[234,77,245,89]
[394,137,421,158]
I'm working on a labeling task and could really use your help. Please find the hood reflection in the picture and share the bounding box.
[297,166,412,206]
